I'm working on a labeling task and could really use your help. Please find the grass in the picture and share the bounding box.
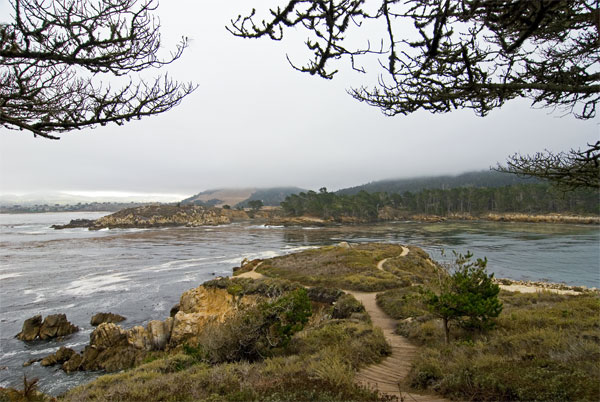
[60,317,391,401]
[254,243,424,291]
[379,289,600,401]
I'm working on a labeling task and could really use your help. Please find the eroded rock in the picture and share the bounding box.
[16,314,78,341]
[39,314,79,340]
[16,315,42,341]
[41,347,76,367]
[90,312,126,326]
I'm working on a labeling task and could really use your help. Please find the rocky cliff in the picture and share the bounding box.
[41,285,255,373]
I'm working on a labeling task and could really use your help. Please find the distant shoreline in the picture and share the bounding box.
[266,213,600,226]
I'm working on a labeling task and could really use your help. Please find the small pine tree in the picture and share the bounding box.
[425,252,502,344]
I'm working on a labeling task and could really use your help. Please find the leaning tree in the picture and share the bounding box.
[0,0,196,139]
[229,0,600,188]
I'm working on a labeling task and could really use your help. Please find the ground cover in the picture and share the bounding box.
[55,277,392,402]
[378,287,600,401]
[252,243,416,291]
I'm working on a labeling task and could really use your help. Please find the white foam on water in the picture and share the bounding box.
[23,288,46,303]
[30,346,60,356]
[61,272,130,296]
[0,273,22,280]
[282,246,318,253]
[64,341,87,349]
[138,256,228,273]
[1,350,23,358]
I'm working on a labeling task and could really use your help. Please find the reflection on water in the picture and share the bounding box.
[0,212,598,395]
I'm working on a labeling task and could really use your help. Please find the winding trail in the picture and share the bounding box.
[235,261,265,280]
[235,245,447,401]
[352,246,447,401]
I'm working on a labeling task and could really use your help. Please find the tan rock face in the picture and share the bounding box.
[41,285,241,373]
[170,287,236,346]
[90,312,126,326]
[90,323,129,348]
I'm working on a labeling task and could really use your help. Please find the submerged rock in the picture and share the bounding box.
[90,312,126,326]
[16,314,78,341]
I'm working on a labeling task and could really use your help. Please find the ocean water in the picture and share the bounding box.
[0,212,598,395]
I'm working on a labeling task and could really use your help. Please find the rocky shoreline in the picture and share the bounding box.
[50,204,599,230]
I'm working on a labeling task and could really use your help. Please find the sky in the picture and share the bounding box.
[0,1,598,199]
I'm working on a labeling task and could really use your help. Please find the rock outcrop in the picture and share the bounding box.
[169,286,238,347]
[44,285,244,373]
[16,314,78,341]
[41,347,77,367]
[90,312,126,326]
[51,219,95,229]
[88,205,248,230]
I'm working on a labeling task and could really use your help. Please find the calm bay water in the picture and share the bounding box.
[1,212,599,395]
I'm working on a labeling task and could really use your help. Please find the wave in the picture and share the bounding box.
[0,273,22,280]
[60,273,130,296]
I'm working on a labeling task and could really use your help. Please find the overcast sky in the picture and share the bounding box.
[1,1,598,198]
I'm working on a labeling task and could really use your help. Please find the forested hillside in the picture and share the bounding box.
[282,184,598,221]
[337,171,537,195]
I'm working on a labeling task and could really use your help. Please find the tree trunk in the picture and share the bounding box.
[443,317,450,344]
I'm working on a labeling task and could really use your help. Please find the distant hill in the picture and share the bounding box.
[181,187,305,208]
[336,171,539,195]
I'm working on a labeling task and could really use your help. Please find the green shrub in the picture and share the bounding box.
[198,288,312,363]
[331,294,365,319]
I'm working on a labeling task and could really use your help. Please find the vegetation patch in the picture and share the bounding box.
[396,291,600,401]
[255,243,410,291]
[61,307,391,402]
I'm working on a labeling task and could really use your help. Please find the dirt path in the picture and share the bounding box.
[352,246,448,401]
[349,291,447,401]
[376,246,410,271]
[235,246,446,400]
[235,262,265,280]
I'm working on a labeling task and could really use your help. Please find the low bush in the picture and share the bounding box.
[196,288,312,363]
[331,294,366,319]
[62,318,392,402]
[376,286,429,320]
[405,292,600,401]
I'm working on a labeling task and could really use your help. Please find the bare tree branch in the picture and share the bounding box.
[0,0,196,139]
[496,141,600,189]
[229,0,599,119]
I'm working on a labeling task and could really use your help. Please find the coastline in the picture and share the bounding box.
[266,212,600,226]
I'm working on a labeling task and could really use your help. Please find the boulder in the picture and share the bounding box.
[169,287,235,347]
[41,347,76,367]
[90,312,126,326]
[90,323,129,349]
[147,318,173,350]
[39,314,78,340]
[16,315,42,341]
[62,353,82,373]
[22,358,42,367]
